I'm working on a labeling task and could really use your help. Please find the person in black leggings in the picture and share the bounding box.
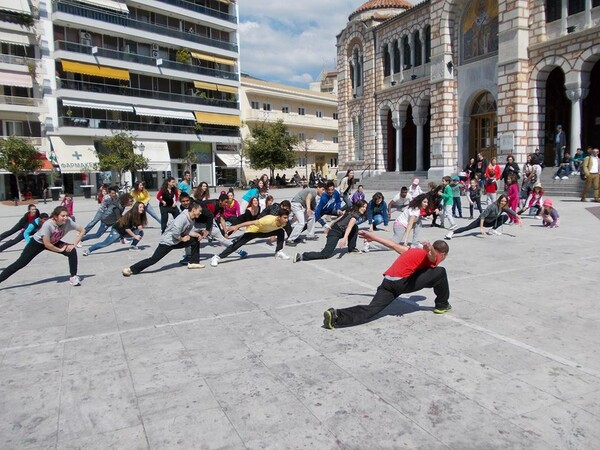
[156,177,180,233]
[0,206,85,286]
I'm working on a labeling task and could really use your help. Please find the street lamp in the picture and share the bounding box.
[139,142,145,182]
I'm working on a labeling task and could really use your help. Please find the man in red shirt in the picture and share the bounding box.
[323,231,451,329]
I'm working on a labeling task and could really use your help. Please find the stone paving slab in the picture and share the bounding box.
[0,190,599,449]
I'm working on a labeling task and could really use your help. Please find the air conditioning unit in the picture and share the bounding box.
[151,50,159,58]
[79,31,91,41]
[81,39,92,47]
[151,43,159,51]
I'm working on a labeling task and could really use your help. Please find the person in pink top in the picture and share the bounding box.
[60,193,75,220]
[484,157,501,205]
[505,174,520,223]
[223,189,240,221]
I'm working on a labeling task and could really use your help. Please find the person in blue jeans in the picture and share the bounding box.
[82,186,119,238]
[83,202,147,255]
[367,192,389,231]
[554,152,573,179]
[314,181,343,226]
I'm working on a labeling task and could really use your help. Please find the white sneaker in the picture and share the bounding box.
[82,250,90,256]
[561,176,569,180]
[445,231,454,240]
[488,229,502,236]
[69,275,81,286]
[187,263,205,269]
[362,242,370,253]
[122,267,133,277]
[210,255,220,267]
[275,250,290,260]
[76,242,82,248]
[129,246,141,252]
[554,176,560,180]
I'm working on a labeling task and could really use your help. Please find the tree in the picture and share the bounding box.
[0,136,43,202]
[243,120,299,179]
[96,132,148,183]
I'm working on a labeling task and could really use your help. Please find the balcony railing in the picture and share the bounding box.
[0,95,40,107]
[57,78,239,109]
[55,1,238,52]
[59,116,240,137]
[0,136,44,146]
[54,41,238,81]
[155,0,236,23]
[0,54,37,66]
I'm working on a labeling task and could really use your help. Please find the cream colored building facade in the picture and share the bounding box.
[336,0,600,179]
[239,74,339,182]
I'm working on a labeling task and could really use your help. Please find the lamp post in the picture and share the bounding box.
[139,142,145,183]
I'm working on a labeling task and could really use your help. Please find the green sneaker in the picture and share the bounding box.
[323,308,336,329]
[433,305,452,314]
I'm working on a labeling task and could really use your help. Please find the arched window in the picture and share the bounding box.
[349,47,364,96]
[393,40,400,73]
[354,116,364,160]
[424,26,431,63]
[546,0,561,21]
[413,31,422,67]
[402,36,411,69]
[383,45,391,77]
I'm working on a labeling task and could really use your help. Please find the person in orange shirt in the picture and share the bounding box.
[322,231,451,329]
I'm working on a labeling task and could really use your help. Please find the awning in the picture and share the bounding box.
[74,0,129,13]
[35,153,54,172]
[194,111,241,127]
[134,141,171,172]
[0,31,29,46]
[134,106,195,121]
[191,51,236,67]
[62,99,134,112]
[193,80,237,94]
[2,72,33,88]
[61,60,130,81]
[0,0,31,14]
[216,152,240,168]
[49,136,100,173]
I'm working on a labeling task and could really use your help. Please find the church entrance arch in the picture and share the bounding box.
[545,68,571,166]
[385,110,396,171]
[402,105,416,171]
[469,91,497,162]
[583,60,600,149]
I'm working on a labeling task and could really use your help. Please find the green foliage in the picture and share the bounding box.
[97,133,149,175]
[243,120,299,177]
[0,136,43,175]
[176,48,192,64]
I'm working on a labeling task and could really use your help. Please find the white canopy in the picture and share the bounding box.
[134,141,171,172]
[49,136,100,173]
[134,106,195,121]
[62,99,134,112]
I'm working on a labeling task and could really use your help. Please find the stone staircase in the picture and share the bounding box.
[359,168,584,197]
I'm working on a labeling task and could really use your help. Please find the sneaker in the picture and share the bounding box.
[305,235,319,241]
[445,231,454,240]
[448,224,457,230]
[554,176,560,180]
[82,250,90,256]
[238,249,248,259]
[323,308,336,329]
[129,246,141,252]
[179,256,191,265]
[561,176,569,180]
[122,267,133,277]
[275,250,290,260]
[348,248,362,254]
[69,275,81,286]
[362,242,370,253]
[489,229,502,236]
[433,305,452,314]
[293,252,301,263]
[286,240,298,247]
[210,255,220,267]
[76,242,82,248]
[187,263,205,269]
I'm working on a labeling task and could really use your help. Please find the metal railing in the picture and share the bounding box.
[55,1,238,52]
[0,54,37,66]
[54,41,238,81]
[0,95,40,107]
[360,164,372,181]
[59,116,240,137]
[57,78,239,109]
[155,0,236,23]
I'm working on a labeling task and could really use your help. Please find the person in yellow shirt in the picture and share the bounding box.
[210,210,290,266]
[131,181,160,224]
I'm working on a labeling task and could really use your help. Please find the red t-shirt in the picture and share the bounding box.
[384,248,440,278]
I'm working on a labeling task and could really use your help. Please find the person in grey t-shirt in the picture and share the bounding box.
[0,206,85,286]
[122,202,208,276]
[286,183,326,246]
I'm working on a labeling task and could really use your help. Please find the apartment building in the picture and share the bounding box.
[0,1,49,200]
[239,74,338,184]
[1,0,241,199]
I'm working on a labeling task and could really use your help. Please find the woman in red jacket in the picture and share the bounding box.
[484,157,501,205]
[156,177,179,233]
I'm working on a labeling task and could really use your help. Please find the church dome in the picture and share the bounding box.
[349,0,413,21]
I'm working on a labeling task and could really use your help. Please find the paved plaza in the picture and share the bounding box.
[0,190,599,449]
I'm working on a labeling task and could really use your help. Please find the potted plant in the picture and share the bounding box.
[176,48,192,64]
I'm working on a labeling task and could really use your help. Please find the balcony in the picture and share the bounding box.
[0,95,40,107]
[57,78,238,109]
[58,116,240,137]
[55,1,238,52]
[245,109,338,130]
[55,41,238,81]
[0,54,37,67]
[155,0,236,23]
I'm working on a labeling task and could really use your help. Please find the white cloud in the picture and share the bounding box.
[238,1,359,86]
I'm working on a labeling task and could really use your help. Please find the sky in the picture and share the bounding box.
[237,0,361,87]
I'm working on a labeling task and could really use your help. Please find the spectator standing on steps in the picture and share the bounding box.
[580,148,600,202]
[554,125,567,167]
